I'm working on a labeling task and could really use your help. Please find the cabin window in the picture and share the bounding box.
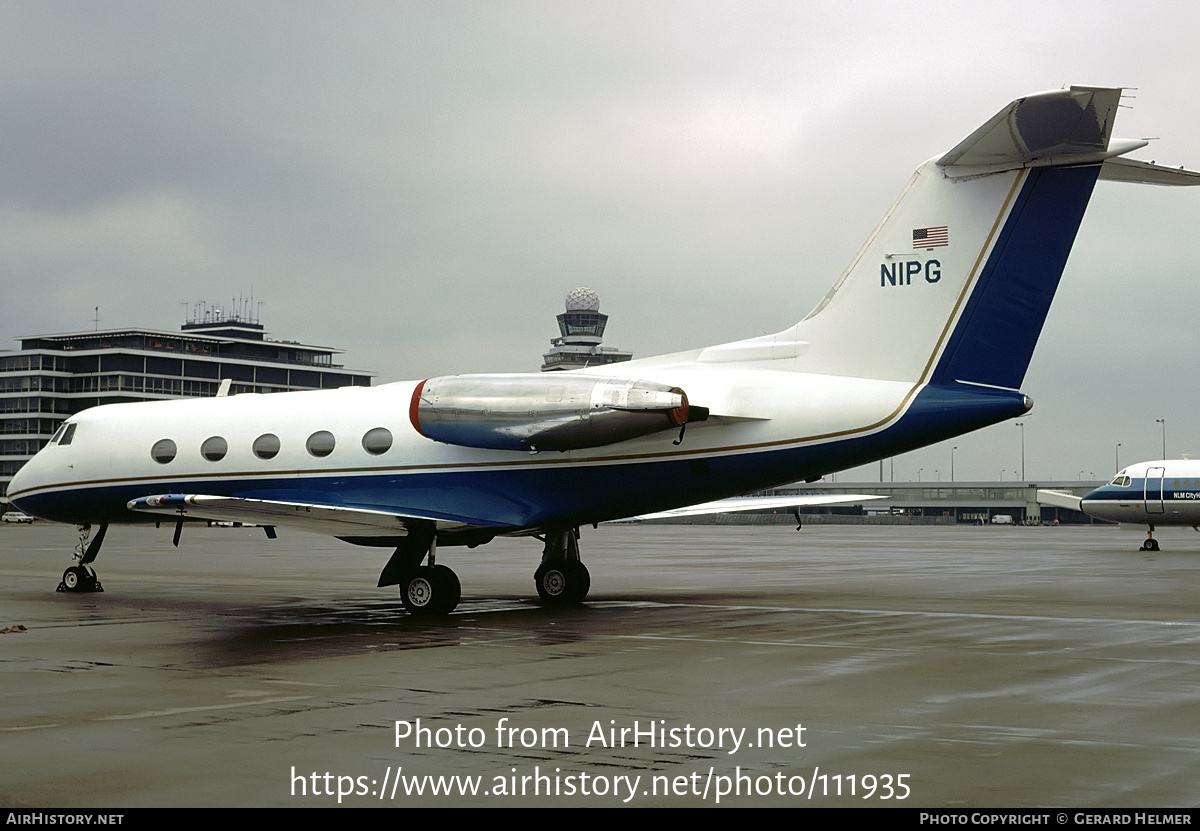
[362,427,392,455]
[151,439,177,464]
[201,436,228,462]
[306,430,335,458]
[253,433,280,460]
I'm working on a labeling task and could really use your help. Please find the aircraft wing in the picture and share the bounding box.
[126,494,484,537]
[1035,489,1084,511]
[620,493,887,521]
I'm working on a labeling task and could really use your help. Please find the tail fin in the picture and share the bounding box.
[775,86,1198,388]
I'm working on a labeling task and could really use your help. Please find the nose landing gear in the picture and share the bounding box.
[58,524,107,593]
[1141,526,1160,552]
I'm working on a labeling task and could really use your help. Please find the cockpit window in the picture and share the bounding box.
[1109,475,1132,487]
[49,422,73,445]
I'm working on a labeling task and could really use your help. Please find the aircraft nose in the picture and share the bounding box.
[8,449,51,516]
[9,457,33,497]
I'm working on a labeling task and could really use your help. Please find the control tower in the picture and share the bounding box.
[540,287,633,372]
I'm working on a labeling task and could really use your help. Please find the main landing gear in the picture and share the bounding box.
[378,524,461,617]
[58,523,107,593]
[378,524,592,616]
[533,528,590,606]
[401,563,462,616]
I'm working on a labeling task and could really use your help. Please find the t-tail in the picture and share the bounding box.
[726,86,1200,389]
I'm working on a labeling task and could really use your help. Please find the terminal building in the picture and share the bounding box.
[541,287,633,372]
[0,310,372,501]
[737,480,1102,525]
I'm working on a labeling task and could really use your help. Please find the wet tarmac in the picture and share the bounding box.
[2,521,1199,807]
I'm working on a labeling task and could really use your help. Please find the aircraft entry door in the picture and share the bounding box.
[1145,466,1166,514]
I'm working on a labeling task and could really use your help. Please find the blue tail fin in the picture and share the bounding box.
[928,163,1100,389]
[767,86,1199,389]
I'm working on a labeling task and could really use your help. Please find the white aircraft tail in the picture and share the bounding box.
[721,87,1199,389]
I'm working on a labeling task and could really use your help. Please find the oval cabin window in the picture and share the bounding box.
[253,433,281,460]
[201,436,228,462]
[151,439,177,464]
[306,430,336,458]
[362,427,392,455]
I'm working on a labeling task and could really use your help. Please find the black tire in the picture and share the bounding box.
[534,561,590,605]
[62,566,90,592]
[401,566,459,616]
[1142,538,1160,552]
[431,564,461,612]
[572,561,591,601]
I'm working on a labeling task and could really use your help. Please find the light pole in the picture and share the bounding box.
[1015,421,1025,481]
[1156,418,1167,459]
[1115,442,1121,472]
[951,446,957,482]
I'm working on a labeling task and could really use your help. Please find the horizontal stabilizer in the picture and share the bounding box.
[938,86,1122,175]
[1099,156,1200,186]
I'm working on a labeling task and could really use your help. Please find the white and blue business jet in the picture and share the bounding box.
[10,86,1199,614]
[1045,461,1200,551]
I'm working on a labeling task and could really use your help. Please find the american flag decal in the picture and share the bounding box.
[913,226,949,249]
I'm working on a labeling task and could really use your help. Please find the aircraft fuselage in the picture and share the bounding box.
[9,368,1027,539]
[1082,461,1200,529]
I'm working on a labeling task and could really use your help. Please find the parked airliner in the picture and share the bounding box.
[1048,461,1200,551]
[9,86,1199,613]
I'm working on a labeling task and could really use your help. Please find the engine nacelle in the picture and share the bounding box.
[409,374,701,451]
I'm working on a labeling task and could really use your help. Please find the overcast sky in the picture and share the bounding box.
[3,0,1199,483]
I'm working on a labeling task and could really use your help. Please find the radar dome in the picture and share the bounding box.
[564,287,601,312]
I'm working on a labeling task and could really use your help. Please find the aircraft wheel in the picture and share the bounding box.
[1142,538,1160,552]
[61,566,97,592]
[401,566,458,616]
[535,561,590,606]
[431,564,461,611]
[62,567,84,591]
[573,562,591,600]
